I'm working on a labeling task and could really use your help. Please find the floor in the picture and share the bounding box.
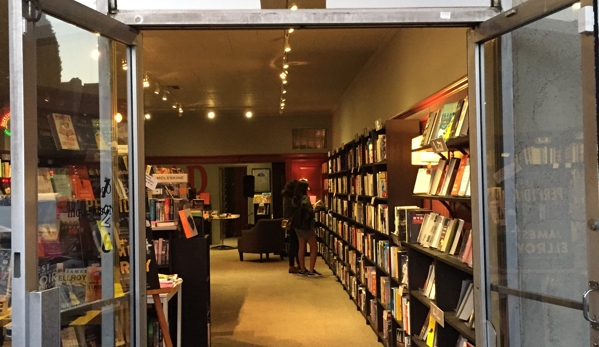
[210,238,382,347]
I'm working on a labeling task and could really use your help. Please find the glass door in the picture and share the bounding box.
[8,0,144,346]
[470,0,598,346]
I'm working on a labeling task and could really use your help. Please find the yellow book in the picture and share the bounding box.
[425,314,437,347]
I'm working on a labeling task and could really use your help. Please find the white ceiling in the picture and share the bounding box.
[142,28,396,117]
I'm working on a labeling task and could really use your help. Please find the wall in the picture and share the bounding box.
[145,113,331,157]
[332,28,467,146]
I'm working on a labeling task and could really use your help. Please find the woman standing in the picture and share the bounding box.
[291,180,321,277]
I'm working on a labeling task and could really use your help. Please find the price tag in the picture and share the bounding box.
[430,138,448,153]
[430,301,445,327]
[145,174,158,190]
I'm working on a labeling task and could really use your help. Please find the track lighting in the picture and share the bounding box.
[284,44,291,53]
[283,62,289,69]
[172,103,177,109]
[283,80,288,85]
[162,92,168,101]
[143,76,150,88]
[280,72,287,80]
[154,84,160,94]
[283,89,287,94]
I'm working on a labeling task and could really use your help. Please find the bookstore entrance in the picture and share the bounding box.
[3,0,599,347]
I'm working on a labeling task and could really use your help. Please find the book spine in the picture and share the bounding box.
[149,199,156,221]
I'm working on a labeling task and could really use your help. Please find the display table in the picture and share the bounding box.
[147,281,183,347]
[211,214,240,250]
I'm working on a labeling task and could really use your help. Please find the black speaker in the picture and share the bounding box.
[242,175,255,198]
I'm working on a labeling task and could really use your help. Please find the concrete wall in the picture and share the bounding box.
[332,28,468,147]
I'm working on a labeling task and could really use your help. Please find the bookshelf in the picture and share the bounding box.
[318,78,476,347]
[316,120,419,347]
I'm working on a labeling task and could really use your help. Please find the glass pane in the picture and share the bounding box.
[0,2,11,345]
[36,14,131,346]
[482,6,588,347]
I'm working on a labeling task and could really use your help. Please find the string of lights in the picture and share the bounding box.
[279,2,297,114]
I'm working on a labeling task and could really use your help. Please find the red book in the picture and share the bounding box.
[68,165,95,200]
[164,198,171,221]
[451,155,469,196]
[460,231,473,263]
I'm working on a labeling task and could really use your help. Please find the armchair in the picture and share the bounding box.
[237,218,285,262]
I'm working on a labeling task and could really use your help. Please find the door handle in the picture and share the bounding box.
[583,281,599,325]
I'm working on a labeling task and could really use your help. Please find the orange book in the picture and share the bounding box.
[451,155,469,196]
[68,165,95,200]
[178,209,198,238]
[199,192,210,205]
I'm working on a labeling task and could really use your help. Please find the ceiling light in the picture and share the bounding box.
[90,49,100,60]
[283,80,288,85]
[280,103,285,107]
[115,113,123,123]
[162,92,168,101]
[143,76,150,88]
[572,2,581,10]
[245,111,253,118]
[172,103,177,109]
[283,63,289,69]
[288,28,294,34]
[154,84,160,94]
[282,90,287,94]
[208,111,215,119]
[280,72,287,80]
[284,44,291,53]
[122,60,128,71]
[145,113,151,119]
[178,107,183,117]
[290,4,297,10]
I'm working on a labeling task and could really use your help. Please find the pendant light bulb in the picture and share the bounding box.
[162,92,168,101]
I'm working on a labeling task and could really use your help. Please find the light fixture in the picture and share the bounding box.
[115,113,123,123]
[172,103,177,109]
[178,107,183,117]
[280,72,287,80]
[245,111,253,118]
[145,113,151,119]
[288,28,294,34]
[280,102,285,107]
[290,4,297,10]
[90,49,100,60]
[208,111,215,119]
[122,60,128,71]
[143,76,150,88]
[162,91,168,101]
[154,84,160,94]
[284,44,291,53]
[283,62,289,69]
[283,80,288,85]
[282,89,287,94]
[572,2,581,10]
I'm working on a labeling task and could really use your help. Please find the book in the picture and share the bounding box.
[451,155,469,196]
[38,115,58,153]
[397,207,431,243]
[179,208,198,238]
[460,230,473,263]
[51,168,73,198]
[457,283,475,320]
[431,102,459,140]
[72,115,98,150]
[449,227,468,256]
[428,159,447,195]
[418,311,431,340]
[56,266,88,310]
[440,218,463,253]
[413,167,433,194]
[457,158,471,196]
[439,157,460,196]
[60,327,80,347]
[455,279,473,311]
[68,165,95,200]
[377,171,388,198]
[425,313,437,347]
[420,110,439,147]
[49,113,80,150]
[452,97,469,138]
[85,263,102,302]
[445,99,465,140]
[429,215,447,249]
[37,168,55,194]
[417,212,438,247]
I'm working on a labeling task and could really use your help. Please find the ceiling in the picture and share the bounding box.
[142,28,397,117]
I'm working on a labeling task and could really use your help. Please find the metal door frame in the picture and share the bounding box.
[468,0,597,346]
[8,0,145,346]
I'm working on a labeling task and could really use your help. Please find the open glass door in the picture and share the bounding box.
[469,0,598,346]
[8,0,145,346]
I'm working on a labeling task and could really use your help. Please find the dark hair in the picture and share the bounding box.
[295,180,309,196]
[282,179,299,197]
